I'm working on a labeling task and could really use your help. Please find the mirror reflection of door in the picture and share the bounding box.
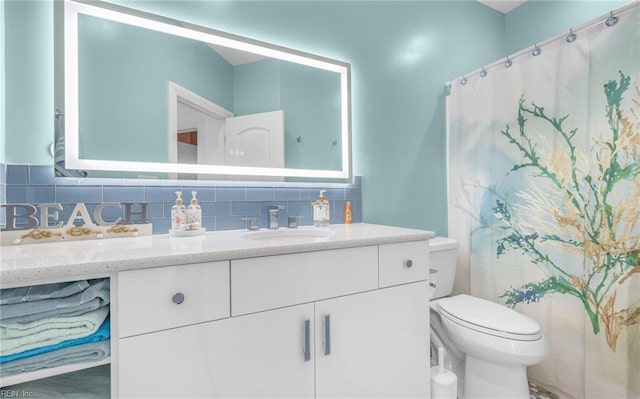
[168,81,230,180]
[169,82,285,181]
[176,129,198,180]
[225,111,284,168]
[176,99,225,180]
[225,110,284,181]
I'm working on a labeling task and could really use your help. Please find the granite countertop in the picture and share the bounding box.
[0,223,435,288]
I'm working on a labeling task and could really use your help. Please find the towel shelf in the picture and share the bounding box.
[0,357,110,388]
[0,278,111,390]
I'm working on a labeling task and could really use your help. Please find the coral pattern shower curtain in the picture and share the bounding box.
[447,5,639,399]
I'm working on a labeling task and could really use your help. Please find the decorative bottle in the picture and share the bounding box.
[171,191,186,230]
[345,201,352,224]
[312,189,330,227]
[186,191,202,229]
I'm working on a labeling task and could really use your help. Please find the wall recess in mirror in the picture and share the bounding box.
[58,0,351,181]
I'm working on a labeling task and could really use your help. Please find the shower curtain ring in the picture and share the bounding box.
[566,28,577,43]
[605,11,618,27]
[504,56,512,68]
[532,44,542,57]
[460,76,467,85]
[480,67,487,78]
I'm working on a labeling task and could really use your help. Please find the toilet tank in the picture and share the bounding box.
[429,237,458,299]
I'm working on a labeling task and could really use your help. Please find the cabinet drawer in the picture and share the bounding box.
[378,241,429,288]
[231,246,378,316]
[118,261,230,337]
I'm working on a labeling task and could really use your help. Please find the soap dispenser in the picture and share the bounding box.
[312,189,330,227]
[171,191,186,230]
[187,191,202,228]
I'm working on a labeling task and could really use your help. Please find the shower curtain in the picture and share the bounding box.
[447,5,639,399]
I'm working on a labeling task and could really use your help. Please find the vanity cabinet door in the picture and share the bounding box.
[118,303,315,398]
[314,282,430,399]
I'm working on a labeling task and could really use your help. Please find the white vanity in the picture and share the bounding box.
[0,223,434,398]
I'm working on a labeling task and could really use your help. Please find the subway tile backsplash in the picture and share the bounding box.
[0,165,363,234]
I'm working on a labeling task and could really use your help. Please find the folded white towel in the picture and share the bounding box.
[0,281,90,305]
[0,306,109,357]
[0,339,110,377]
[1,279,109,323]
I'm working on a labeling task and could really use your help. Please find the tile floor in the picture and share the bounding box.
[530,381,561,399]
[6,365,562,399]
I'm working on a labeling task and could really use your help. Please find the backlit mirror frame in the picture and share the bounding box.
[63,0,352,180]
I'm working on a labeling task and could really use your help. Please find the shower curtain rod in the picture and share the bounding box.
[446,0,640,87]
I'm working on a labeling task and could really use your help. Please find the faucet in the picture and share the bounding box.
[241,217,259,230]
[267,206,283,229]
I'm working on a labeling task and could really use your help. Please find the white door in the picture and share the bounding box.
[225,110,284,169]
[314,282,430,399]
[118,303,315,398]
[177,102,226,180]
[177,107,226,168]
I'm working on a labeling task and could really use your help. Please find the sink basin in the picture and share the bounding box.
[241,229,334,241]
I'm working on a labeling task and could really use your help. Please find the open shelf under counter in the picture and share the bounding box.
[0,357,110,388]
[1,362,110,399]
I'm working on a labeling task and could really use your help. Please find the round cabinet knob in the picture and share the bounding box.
[403,259,413,268]
[172,292,185,305]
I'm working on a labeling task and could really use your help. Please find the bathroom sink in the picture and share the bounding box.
[241,229,334,241]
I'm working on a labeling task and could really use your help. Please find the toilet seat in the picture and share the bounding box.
[436,294,543,341]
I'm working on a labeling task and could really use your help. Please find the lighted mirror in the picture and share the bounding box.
[58,0,351,181]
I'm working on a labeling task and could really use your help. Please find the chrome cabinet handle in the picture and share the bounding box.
[172,292,185,305]
[429,268,438,274]
[404,259,413,268]
[324,315,331,356]
[303,319,311,362]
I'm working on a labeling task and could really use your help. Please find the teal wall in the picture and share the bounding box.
[4,1,53,165]
[505,1,630,53]
[4,1,632,235]
[0,0,507,236]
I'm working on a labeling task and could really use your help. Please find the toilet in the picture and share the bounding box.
[429,237,548,399]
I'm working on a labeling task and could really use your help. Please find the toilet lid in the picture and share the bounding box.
[437,294,543,341]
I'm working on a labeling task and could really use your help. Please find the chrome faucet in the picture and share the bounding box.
[268,206,283,229]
